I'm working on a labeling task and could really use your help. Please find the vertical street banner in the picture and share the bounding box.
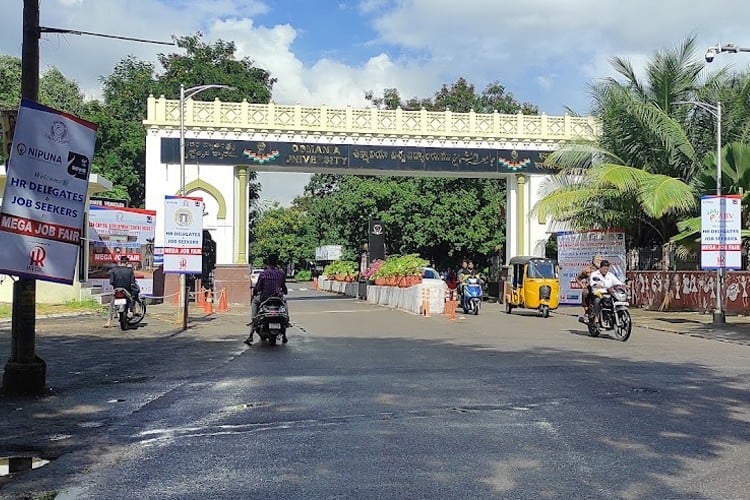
[163,195,203,274]
[0,99,96,284]
[87,205,157,295]
[701,195,742,269]
[557,231,627,305]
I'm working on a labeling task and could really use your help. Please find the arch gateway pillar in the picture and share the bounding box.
[143,97,599,300]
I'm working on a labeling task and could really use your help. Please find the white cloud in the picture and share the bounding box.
[4,0,750,202]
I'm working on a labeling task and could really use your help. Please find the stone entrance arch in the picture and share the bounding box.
[144,97,598,298]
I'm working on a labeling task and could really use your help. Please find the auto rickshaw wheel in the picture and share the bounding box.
[540,305,549,318]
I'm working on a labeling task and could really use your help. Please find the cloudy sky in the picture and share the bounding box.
[2,0,748,205]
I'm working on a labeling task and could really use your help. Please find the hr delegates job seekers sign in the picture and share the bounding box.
[163,195,203,274]
[0,99,96,284]
[701,195,742,269]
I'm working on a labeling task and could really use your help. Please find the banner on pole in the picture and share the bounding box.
[163,195,203,274]
[701,195,742,270]
[557,231,626,305]
[0,99,96,284]
[87,205,156,295]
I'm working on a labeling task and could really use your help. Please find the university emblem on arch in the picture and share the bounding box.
[243,142,280,164]
[498,149,533,172]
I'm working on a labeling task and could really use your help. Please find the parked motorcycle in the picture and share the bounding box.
[252,296,290,345]
[461,277,483,315]
[112,288,146,330]
[585,284,632,341]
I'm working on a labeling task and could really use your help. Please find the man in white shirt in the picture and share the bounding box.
[589,260,623,323]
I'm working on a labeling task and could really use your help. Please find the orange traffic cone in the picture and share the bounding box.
[218,288,229,312]
[204,289,214,314]
[421,288,430,317]
[197,287,206,307]
[172,284,180,306]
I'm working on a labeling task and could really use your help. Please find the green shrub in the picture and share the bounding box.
[295,269,312,281]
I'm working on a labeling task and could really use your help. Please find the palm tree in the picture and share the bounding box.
[535,37,715,248]
[671,142,750,254]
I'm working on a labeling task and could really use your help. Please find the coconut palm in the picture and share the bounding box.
[535,37,717,247]
[670,142,750,255]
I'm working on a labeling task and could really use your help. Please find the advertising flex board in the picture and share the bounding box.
[701,195,742,270]
[557,231,626,305]
[87,205,156,295]
[163,195,203,274]
[0,99,96,284]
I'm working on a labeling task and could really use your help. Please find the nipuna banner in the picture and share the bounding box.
[0,99,96,284]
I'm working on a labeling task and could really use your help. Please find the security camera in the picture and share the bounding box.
[705,49,716,63]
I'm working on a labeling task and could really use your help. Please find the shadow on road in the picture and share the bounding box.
[1,319,749,499]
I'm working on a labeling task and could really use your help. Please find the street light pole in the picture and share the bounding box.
[177,84,234,330]
[705,42,750,63]
[674,100,724,323]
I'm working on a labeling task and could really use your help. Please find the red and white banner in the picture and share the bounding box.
[87,205,156,295]
[0,99,96,284]
[163,195,203,274]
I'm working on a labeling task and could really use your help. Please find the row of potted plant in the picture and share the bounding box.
[324,261,359,282]
[364,254,428,288]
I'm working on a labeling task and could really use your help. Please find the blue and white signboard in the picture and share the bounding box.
[163,195,203,274]
[0,98,96,284]
[701,195,742,270]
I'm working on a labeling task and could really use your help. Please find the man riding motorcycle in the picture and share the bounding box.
[109,255,140,312]
[588,260,623,325]
[245,254,288,346]
[577,255,603,320]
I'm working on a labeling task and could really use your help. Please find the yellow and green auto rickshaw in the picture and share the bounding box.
[504,256,560,318]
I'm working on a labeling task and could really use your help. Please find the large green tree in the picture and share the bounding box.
[300,174,505,270]
[94,33,275,206]
[250,203,317,267]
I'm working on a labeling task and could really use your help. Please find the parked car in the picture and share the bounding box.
[421,267,444,283]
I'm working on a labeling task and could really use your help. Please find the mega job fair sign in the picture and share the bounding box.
[0,99,96,284]
[556,231,626,305]
[163,195,203,274]
[88,205,157,295]
[701,195,742,270]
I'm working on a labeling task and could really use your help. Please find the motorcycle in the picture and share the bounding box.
[461,277,483,315]
[112,287,146,331]
[252,296,290,345]
[585,284,632,341]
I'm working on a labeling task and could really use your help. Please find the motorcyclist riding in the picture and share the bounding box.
[109,255,140,312]
[577,255,602,321]
[588,260,623,324]
[245,254,288,346]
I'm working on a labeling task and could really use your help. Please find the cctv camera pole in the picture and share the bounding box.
[2,0,45,395]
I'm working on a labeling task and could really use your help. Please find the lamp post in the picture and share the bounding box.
[674,99,724,323]
[178,83,235,330]
[704,42,750,63]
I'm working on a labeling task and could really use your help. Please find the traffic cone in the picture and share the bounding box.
[421,288,430,317]
[204,289,214,314]
[196,287,206,307]
[172,284,179,306]
[218,288,229,312]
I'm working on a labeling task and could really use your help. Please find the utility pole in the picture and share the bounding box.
[2,0,45,394]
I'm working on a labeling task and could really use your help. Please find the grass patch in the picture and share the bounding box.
[0,298,106,320]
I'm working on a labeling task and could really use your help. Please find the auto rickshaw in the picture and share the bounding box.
[504,256,560,317]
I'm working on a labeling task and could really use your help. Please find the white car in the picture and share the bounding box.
[421,267,445,284]
[250,269,263,287]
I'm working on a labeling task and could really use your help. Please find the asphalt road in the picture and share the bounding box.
[3,287,750,499]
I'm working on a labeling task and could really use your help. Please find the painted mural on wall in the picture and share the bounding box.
[627,271,750,313]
